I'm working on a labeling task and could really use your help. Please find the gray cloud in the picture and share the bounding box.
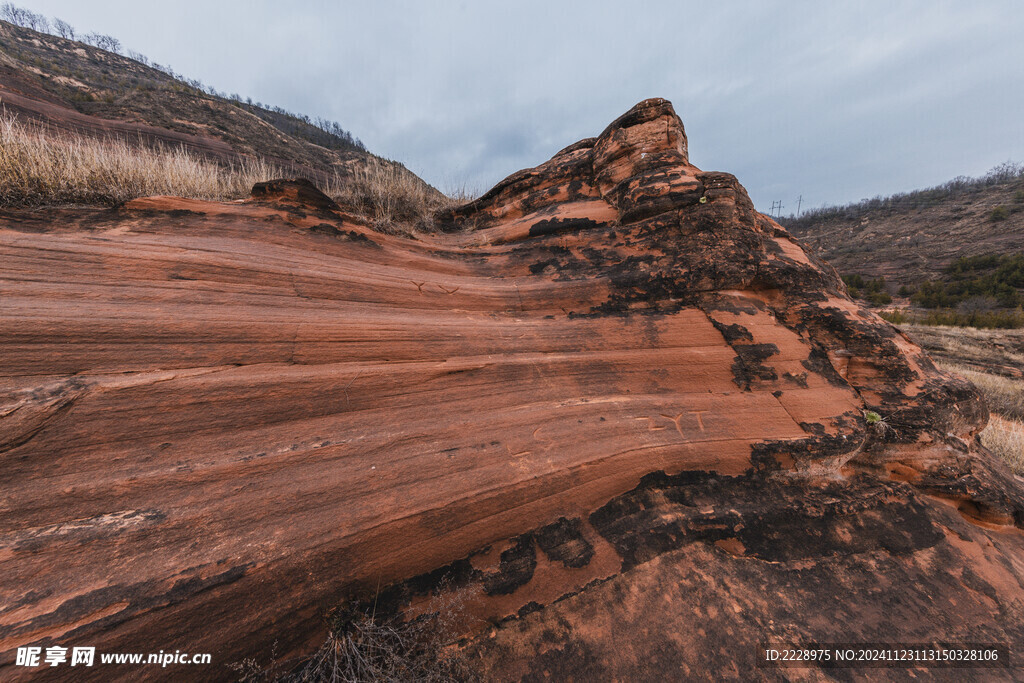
[20,0,1024,212]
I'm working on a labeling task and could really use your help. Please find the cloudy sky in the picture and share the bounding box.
[18,0,1024,213]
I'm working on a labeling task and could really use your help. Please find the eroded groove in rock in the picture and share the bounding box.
[2,98,1023,680]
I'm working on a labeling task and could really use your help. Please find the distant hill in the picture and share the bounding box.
[780,164,1024,288]
[0,17,422,187]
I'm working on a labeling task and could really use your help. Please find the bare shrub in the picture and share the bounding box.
[231,588,476,682]
[936,358,1024,473]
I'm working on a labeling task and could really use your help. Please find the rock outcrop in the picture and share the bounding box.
[2,99,1023,680]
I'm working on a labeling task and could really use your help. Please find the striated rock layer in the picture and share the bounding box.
[2,99,1023,680]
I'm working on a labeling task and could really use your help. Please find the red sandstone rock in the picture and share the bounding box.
[1,99,1023,680]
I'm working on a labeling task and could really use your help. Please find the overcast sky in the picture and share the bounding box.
[17,0,1024,212]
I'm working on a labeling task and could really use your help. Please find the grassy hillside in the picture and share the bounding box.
[0,13,445,183]
[781,165,1024,288]
[0,13,454,231]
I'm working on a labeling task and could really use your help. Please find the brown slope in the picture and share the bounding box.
[0,19,425,187]
[1,99,1023,681]
[783,177,1024,286]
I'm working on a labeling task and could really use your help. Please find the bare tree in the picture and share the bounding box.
[1,3,30,26]
[96,34,121,52]
[81,32,122,53]
[1,4,49,33]
[52,17,74,40]
[24,10,46,32]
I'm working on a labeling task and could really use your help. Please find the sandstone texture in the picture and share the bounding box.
[2,99,1024,680]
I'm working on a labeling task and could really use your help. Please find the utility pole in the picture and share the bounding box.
[773,201,784,219]
[796,195,803,217]
[769,200,779,218]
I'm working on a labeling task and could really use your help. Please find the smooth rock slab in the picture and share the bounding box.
[1,100,1022,680]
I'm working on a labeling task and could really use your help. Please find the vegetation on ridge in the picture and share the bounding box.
[781,161,1024,231]
[781,163,1024,292]
[910,253,1024,309]
[0,111,460,233]
[0,4,365,156]
[0,8,470,232]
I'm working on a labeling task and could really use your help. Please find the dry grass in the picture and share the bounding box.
[981,416,1024,475]
[929,354,1024,474]
[937,362,1024,420]
[230,588,476,682]
[0,111,467,232]
[333,158,458,232]
[0,111,278,205]
[894,325,1024,474]
[902,324,1024,368]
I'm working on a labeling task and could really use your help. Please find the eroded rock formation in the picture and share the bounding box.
[2,99,1023,680]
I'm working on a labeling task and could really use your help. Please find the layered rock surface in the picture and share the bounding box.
[2,99,1023,680]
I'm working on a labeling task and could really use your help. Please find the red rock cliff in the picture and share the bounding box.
[2,99,1023,680]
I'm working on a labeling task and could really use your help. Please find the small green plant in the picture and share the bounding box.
[863,409,897,436]
[991,205,1010,221]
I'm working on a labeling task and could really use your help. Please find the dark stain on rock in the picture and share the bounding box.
[802,347,850,388]
[589,471,943,570]
[783,371,810,388]
[534,518,595,569]
[710,319,753,343]
[528,217,601,239]
[729,343,780,389]
[308,223,380,247]
[483,535,538,596]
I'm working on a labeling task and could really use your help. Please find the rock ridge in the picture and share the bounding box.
[1,99,1023,680]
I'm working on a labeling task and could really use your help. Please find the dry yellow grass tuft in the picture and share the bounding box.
[933,359,1024,474]
[937,362,1024,420]
[0,111,277,205]
[903,324,1024,369]
[0,111,466,232]
[333,157,457,231]
[981,416,1024,475]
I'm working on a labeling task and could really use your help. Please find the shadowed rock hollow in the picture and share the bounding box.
[2,99,1023,680]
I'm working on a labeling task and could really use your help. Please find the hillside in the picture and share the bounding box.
[781,166,1024,287]
[0,18,425,188]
